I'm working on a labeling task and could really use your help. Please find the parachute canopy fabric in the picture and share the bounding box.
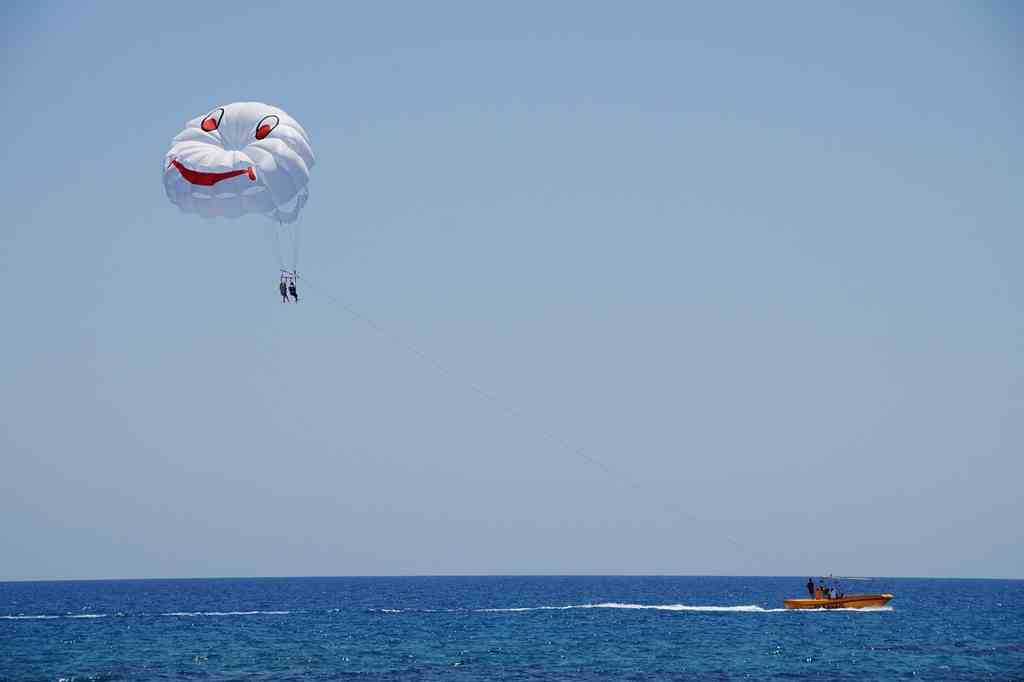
[163,102,314,224]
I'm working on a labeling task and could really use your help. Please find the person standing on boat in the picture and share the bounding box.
[806,578,814,597]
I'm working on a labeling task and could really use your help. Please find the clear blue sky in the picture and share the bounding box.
[1,2,1021,580]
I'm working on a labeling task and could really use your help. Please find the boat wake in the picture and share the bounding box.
[160,611,291,617]
[1,611,291,620]
[2,604,893,621]
[476,602,783,613]
[369,602,893,615]
[0,613,111,620]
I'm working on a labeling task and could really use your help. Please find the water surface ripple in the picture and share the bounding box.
[1,576,1021,680]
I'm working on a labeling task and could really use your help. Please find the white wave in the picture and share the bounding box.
[370,607,446,613]
[475,602,787,613]
[0,614,61,620]
[477,603,898,613]
[369,603,895,616]
[161,610,291,617]
[67,613,108,619]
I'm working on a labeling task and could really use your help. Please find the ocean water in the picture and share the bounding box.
[1,576,1021,680]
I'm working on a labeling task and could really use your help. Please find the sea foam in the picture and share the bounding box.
[474,602,893,614]
[161,610,291,617]
[475,602,785,613]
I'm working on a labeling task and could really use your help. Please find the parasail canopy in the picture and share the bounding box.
[163,102,315,224]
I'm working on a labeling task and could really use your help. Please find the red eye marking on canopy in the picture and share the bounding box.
[169,159,256,186]
[255,115,279,140]
[201,108,225,133]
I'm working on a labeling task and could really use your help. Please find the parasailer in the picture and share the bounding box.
[162,102,315,299]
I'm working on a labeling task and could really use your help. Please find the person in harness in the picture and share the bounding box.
[288,277,298,303]
[279,276,289,303]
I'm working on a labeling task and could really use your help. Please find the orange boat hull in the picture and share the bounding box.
[784,593,893,610]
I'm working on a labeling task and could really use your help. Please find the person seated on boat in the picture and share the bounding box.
[814,583,822,600]
[806,578,814,597]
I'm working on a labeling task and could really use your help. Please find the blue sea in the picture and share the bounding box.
[2,576,1021,680]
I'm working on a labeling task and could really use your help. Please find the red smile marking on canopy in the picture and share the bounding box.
[170,159,257,186]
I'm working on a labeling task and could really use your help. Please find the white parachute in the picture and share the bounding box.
[163,102,315,278]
